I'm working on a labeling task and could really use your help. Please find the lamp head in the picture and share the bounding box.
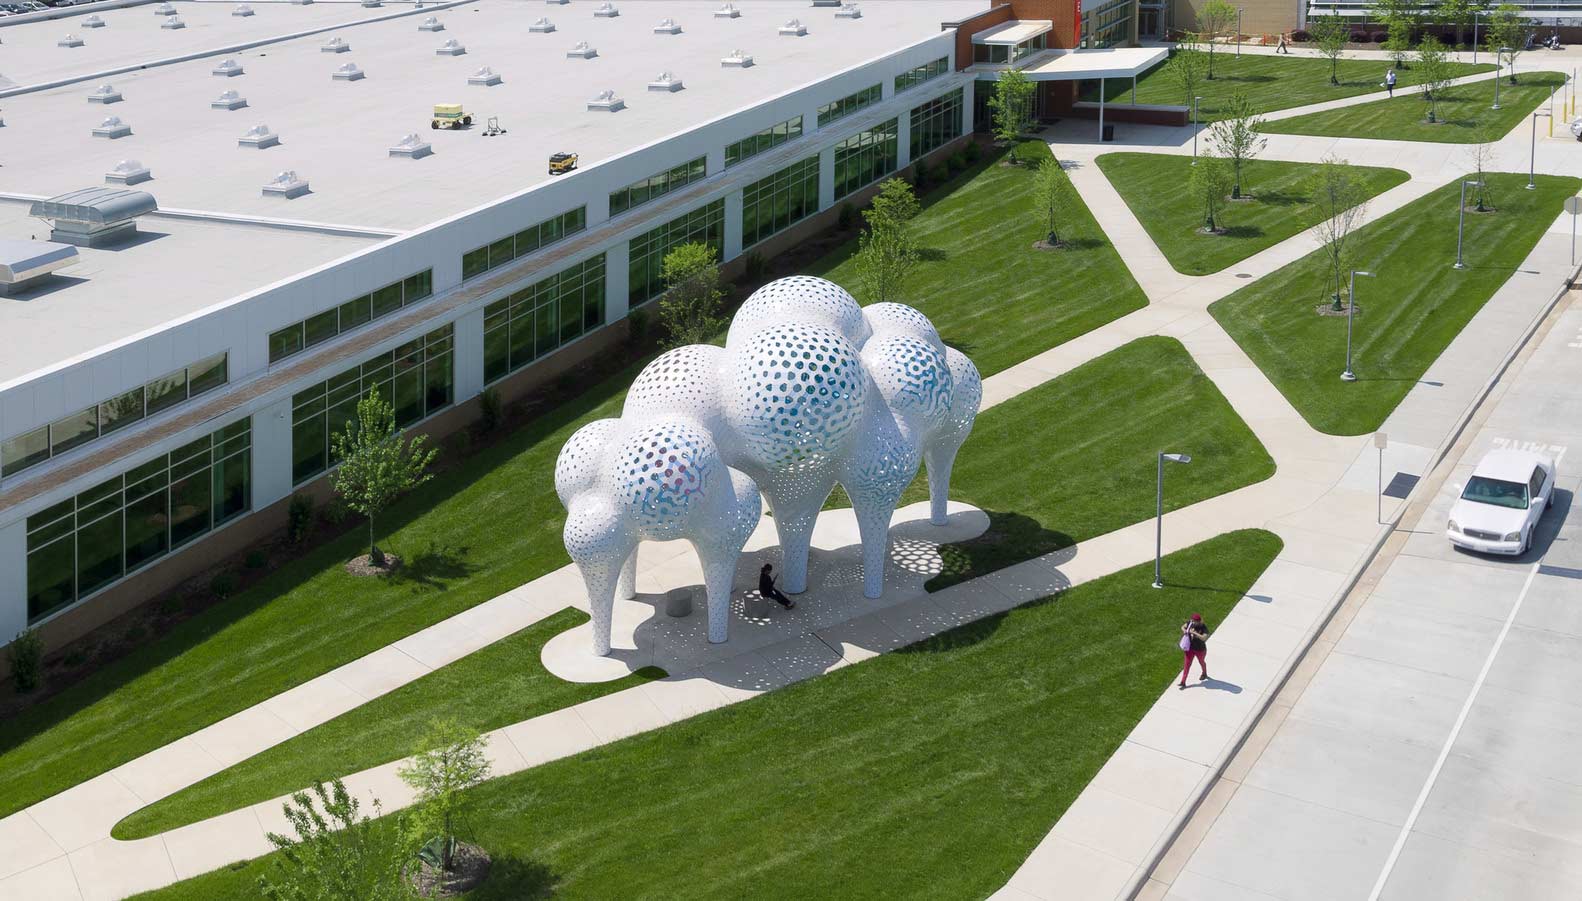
[1162,453,1192,464]
[1353,270,1375,278]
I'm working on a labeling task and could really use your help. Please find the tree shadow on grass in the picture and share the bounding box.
[924,510,1074,592]
[1221,225,1266,239]
[388,542,476,591]
[1248,190,1306,208]
[467,853,561,900]
[918,247,949,262]
[1056,236,1108,251]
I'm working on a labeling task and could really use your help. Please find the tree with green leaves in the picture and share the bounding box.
[988,67,1035,145]
[1308,155,1370,310]
[855,178,921,305]
[1485,3,1527,83]
[1196,0,1238,80]
[657,241,726,349]
[1436,0,1484,49]
[259,780,414,901]
[1383,15,1414,68]
[399,719,491,874]
[1190,155,1234,233]
[1033,157,1075,246]
[330,390,438,569]
[1207,93,1267,199]
[1310,12,1350,86]
[1416,36,1455,122]
[1166,44,1207,108]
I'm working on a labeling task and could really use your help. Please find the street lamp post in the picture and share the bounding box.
[1529,110,1550,190]
[1473,11,1481,65]
[1237,8,1244,58]
[1341,269,1374,382]
[1191,95,1202,163]
[1152,453,1193,589]
[1455,179,1484,269]
[1494,48,1511,109]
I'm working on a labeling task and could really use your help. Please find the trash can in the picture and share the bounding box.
[744,592,770,619]
[1101,124,1115,142]
[665,587,693,618]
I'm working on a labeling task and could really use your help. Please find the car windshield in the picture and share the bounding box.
[1461,476,1529,510]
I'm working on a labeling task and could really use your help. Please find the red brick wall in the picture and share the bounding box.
[949,3,1015,69]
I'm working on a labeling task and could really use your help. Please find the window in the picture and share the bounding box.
[833,118,899,200]
[725,116,804,168]
[972,43,1010,64]
[609,158,707,217]
[910,89,964,160]
[0,352,230,480]
[24,418,251,623]
[461,207,587,282]
[1080,0,1131,48]
[895,57,949,94]
[817,84,883,128]
[742,156,820,248]
[1528,468,1547,499]
[1014,33,1048,60]
[628,200,725,307]
[267,271,434,364]
[289,324,454,485]
[1459,477,1529,510]
[482,255,606,385]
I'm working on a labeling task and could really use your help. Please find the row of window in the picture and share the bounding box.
[834,118,900,201]
[1,353,229,480]
[609,157,708,217]
[725,115,804,169]
[290,325,455,486]
[1081,0,1134,49]
[742,156,820,249]
[268,270,434,365]
[484,255,607,385]
[25,418,251,623]
[971,32,1049,65]
[910,90,964,161]
[461,207,588,282]
[817,83,883,128]
[628,200,726,307]
[895,57,949,94]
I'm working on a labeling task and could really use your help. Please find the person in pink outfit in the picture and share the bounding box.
[1179,613,1210,689]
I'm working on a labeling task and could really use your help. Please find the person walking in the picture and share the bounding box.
[1385,67,1398,98]
[1178,613,1209,689]
[759,563,796,610]
[1276,33,1289,54]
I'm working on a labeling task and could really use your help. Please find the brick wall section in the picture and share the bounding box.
[948,4,1015,70]
[1070,102,1191,126]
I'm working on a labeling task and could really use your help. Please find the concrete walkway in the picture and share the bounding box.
[2,58,1579,901]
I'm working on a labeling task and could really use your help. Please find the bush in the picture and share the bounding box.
[743,250,767,281]
[157,594,185,616]
[321,496,349,526]
[63,648,88,668]
[910,162,926,187]
[1349,29,1371,43]
[244,549,268,570]
[287,493,315,543]
[838,202,855,231]
[9,628,43,693]
[210,572,238,600]
[930,164,949,186]
[1370,30,1389,44]
[1290,29,1310,41]
[625,307,650,345]
[964,140,982,163]
[477,387,502,433]
[124,623,147,644]
[448,429,472,458]
[947,153,966,174]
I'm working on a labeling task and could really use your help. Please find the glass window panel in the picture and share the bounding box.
[27,537,75,621]
[535,305,557,358]
[303,308,340,348]
[372,284,403,318]
[425,354,453,415]
[27,499,76,545]
[145,369,188,417]
[213,451,250,525]
[463,247,489,280]
[269,324,304,363]
[169,472,212,547]
[559,292,582,343]
[76,511,123,598]
[392,369,423,427]
[339,296,372,331]
[484,326,510,383]
[403,270,432,301]
[3,426,52,476]
[514,228,539,255]
[50,407,99,456]
[292,411,327,484]
[488,238,514,269]
[123,486,169,572]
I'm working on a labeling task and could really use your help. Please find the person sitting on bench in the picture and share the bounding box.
[759,563,796,609]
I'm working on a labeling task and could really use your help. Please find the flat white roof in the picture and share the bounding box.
[1018,47,1168,80]
[970,19,1050,44]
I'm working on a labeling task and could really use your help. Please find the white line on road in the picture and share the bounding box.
[1366,561,1542,901]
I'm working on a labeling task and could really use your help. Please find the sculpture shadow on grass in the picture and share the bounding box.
[924,509,1074,592]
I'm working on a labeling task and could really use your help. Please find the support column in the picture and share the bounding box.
[897,105,914,170]
[451,307,485,402]
[1099,78,1106,142]
[961,82,975,134]
[723,189,744,262]
[604,242,631,323]
[250,400,293,512]
[818,144,836,211]
[0,517,25,648]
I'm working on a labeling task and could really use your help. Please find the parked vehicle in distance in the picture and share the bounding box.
[1447,449,1556,555]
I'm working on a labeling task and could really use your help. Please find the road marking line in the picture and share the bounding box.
[1366,562,1541,901]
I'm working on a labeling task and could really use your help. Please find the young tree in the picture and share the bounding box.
[657,241,725,349]
[1437,0,1482,49]
[259,780,414,901]
[1207,93,1267,199]
[1166,44,1207,107]
[330,391,438,568]
[855,178,921,305]
[1308,156,1370,310]
[1033,157,1074,246]
[1196,0,1239,80]
[1464,121,1500,211]
[399,720,491,874]
[1416,36,1454,122]
[1383,16,1414,68]
[1310,12,1350,85]
[988,67,1035,144]
[1485,3,1527,83]
[1190,155,1234,233]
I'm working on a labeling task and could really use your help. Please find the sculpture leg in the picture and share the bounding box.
[693,541,740,644]
[773,511,817,594]
[616,544,639,600]
[848,487,904,599]
[575,557,623,657]
[924,444,961,527]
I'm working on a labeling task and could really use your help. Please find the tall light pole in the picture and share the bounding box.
[1191,95,1202,163]
[1341,269,1374,382]
[1472,11,1481,65]
[1494,48,1511,109]
[1153,453,1193,589]
[1237,8,1244,58]
[1529,110,1550,190]
[1455,179,1484,269]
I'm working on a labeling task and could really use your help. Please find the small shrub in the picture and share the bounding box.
[964,141,982,163]
[626,308,650,344]
[1370,30,1389,44]
[244,549,268,570]
[838,202,856,231]
[1349,29,1370,43]
[448,429,472,458]
[9,628,43,693]
[477,387,502,433]
[321,496,350,526]
[157,594,184,616]
[947,153,966,174]
[63,648,88,668]
[287,493,315,543]
[1291,28,1310,41]
[210,572,238,600]
[930,164,949,186]
[743,251,767,281]
[124,623,147,645]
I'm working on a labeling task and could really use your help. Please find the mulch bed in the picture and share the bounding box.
[409,842,491,898]
[344,553,402,577]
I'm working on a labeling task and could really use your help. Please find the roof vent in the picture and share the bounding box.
[262,170,310,199]
[161,15,186,29]
[88,84,123,104]
[213,58,245,77]
[468,66,502,86]
[212,88,247,110]
[152,2,175,13]
[778,18,807,36]
[232,3,254,15]
[0,240,79,297]
[92,115,132,139]
[593,1,618,17]
[390,133,433,159]
[648,70,683,92]
[587,89,624,112]
[436,38,466,56]
[811,0,843,6]
[545,0,568,5]
[322,36,350,53]
[835,2,861,18]
[528,16,554,32]
[105,159,152,186]
[239,123,280,148]
[360,0,381,7]
[29,188,158,247]
[721,49,753,68]
[714,2,740,18]
[58,34,86,48]
[653,17,680,34]
[291,0,313,5]
[332,62,365,81]
[567,40,596,59]
[418,15,444,31]
[82,14,105,27]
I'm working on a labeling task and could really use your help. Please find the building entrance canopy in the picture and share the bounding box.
[1017,47,1168,81]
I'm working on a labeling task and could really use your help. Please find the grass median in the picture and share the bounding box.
[1262,70,1566,143]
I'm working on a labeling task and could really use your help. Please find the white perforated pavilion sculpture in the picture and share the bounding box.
[555,276,980,656]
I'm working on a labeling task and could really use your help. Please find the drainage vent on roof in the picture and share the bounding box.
[291,0,312,5]
[106,159,152,186]
[82,14,105,28]
[152,2,174,13]
[714,2,740,18]
[361,0,381,8]
[545,0,567,5]
[648,71,683,92]
[593,2,618,17]
[213,58,245,77]
[88,84,122,104]
[332,62,365,81]
[835,3,861,18]
[0,241,79,297]
[232,4,254,16]
[811,0,843,6]
[92,116,131,139]
[418,15,444,31]
[653,17,680,34]
[262,171,309,199]
[587,89,624,113]
[778,18,807,36]
[322,36,350,53]
[58,33,85,48]
[30,187,157,248]
[436,38,466,56]
[528,16,554,32]
[212,89,247,110]
[161,15,185,29]
[721,48,753,68]
[390,133,433,159]
[239,123,279,148]
[567,40,596,59]
[468,66,501,86]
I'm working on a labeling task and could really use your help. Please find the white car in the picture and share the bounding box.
[1447,449,1556,555]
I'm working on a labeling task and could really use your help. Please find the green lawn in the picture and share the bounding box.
[1095,154,1410,276]
[1087,53,1494,121]
[1262,71,1566,143]
[113,610,662,840]
[810,140,1148,378]
[1211,173,1582,435]
[133,529,1284,901]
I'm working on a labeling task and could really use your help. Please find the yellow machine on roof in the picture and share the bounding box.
[431,103,472,130]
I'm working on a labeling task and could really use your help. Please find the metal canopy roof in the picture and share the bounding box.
[28,188,158,226]
[1016,47,1170,80]
[0,239,79,285]
[971,19,1052,44]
